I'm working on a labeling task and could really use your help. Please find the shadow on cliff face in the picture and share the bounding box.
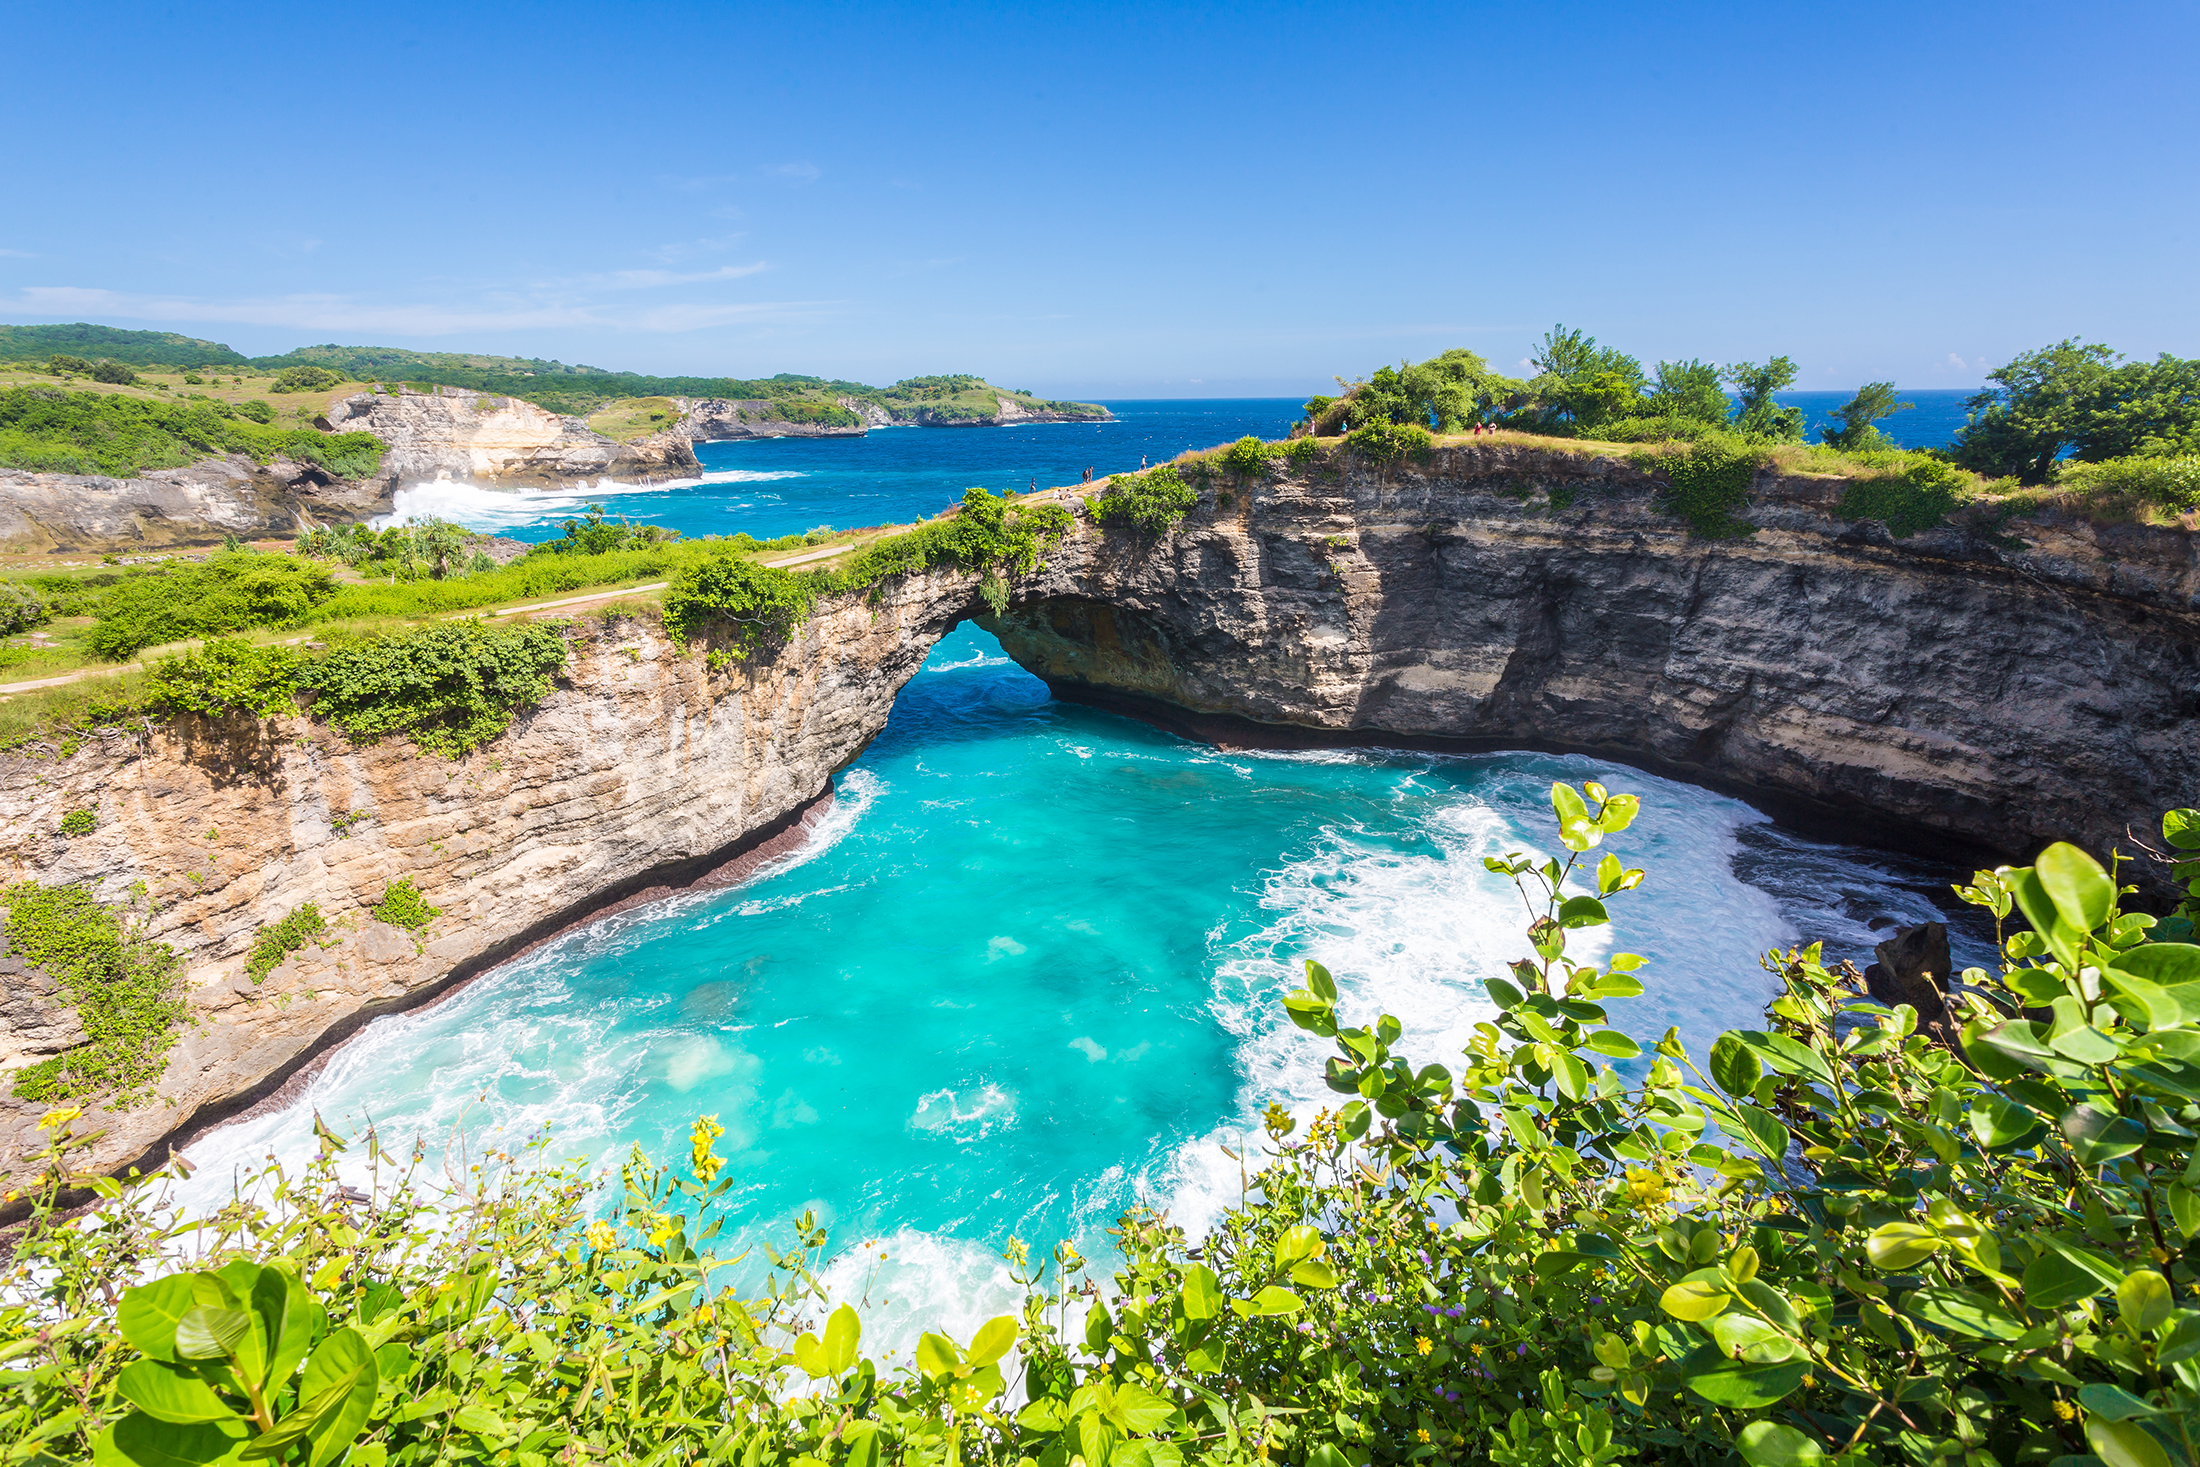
[166,711,290,787]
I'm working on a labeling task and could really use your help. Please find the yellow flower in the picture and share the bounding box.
[694,1303,714,1325]
[1415,1336,1433,1355]
[1415,1429,1431,1444]
[1470,1343,1483,1356]
[37,1107,83,1133]
[648,1214,679,1248]
[690,1114,726,1184]
[585,1220,618,1252]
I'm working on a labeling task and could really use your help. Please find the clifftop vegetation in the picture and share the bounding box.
[1301,328,2200,532]
[0,386,382,481]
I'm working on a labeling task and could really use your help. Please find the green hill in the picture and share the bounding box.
[0,323,248,368]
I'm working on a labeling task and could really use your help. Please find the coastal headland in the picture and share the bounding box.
[0,435,2193,1185]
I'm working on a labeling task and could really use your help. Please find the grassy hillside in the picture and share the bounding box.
[0,386,382,480]
[0,323,248,368]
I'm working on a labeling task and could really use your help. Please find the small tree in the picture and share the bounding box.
[1725,356,1806,441]
[1820,380,1914,451]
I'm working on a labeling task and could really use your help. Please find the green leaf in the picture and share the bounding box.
[119,1277,198,1363]
[2101,969,2187,1028]
[1659,1278,1731,1322]
[1552,1050,1590,1102]
[966,1315,1015,1368]
[1680,1350,1807,1409]
[116,1363,239,1425]
[1556,896,1609,929]
[2082,1383,2166,1421]
[1596,793,1640,833]
[1106,1382,1177,1434]
[1289,1258,1339,1289]
[2038,841,2114,933]
[174,1307,251,1363]
[2087,1417,2174,1467]
[823,1304,863,1374]
[1552,782,1599,851]
[1246,1286,1300,1317]
[449,1405,510,1439]
[2159,1313,2200,1365]
[1273,1225,1323,1269]
[1735,1421,1827,1467]
[2119,1270,2174,1332]
[2164,809,2200,851]
[1866,1222,1942,1270]
[1180,1263,1224,1321]
[255,1267,325,1397]
[1708,1311,1800,1362]
[1728,1104,1789,1162]
[1968,1094,2041,1150]
[915,1332,960,1378]
[1708,1033,1761,1097]
[1904,1287,2026,1340]
[296,1328,377,1467]
[2111,944,2200,986]
[94,1414,248,1467]
[1584,1029,1641,1059]
[1304,960,1337,1002]
[1734,1030,1835,1089]
[2064,1104,2147,1164]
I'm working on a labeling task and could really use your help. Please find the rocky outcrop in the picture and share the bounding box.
[322,385,699,487]
[985,443,2200,869]
[678,397,868,441]
[0,573,980,1184]
[0,455,386,552]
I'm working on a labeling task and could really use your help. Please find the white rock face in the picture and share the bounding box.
[322,386,699,485]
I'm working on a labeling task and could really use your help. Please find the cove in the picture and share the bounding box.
[180,621,1988,1336]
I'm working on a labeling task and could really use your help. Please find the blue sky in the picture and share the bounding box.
[7,1,2193,397]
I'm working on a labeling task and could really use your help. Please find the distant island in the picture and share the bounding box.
[0,321,1113,430]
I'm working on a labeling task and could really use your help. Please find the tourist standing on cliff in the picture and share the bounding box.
[1083,466,1093,483]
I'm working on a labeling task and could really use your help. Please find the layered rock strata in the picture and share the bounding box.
[0,572,979,1183]
[0,455,384,553]
[321,385,701,487]
[988,444,2200,866]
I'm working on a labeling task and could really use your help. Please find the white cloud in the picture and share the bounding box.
[0,248,33,259]
[766,161,820,183]
[600,262,771,290]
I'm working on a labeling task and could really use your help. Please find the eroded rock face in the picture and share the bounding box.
[986,445,2200,868]
[0,456,385,552]
[0,571,981,1183]
[322,386,700,488]
[679,398,868,441]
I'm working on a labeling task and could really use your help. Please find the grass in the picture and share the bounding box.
[0,362,366,424]
[584,397,682,442]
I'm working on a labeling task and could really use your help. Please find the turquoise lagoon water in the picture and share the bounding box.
[197,398,1993,1339]
[183,626,1987,1341]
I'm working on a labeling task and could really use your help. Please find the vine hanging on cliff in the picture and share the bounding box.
[5,881,183,1106]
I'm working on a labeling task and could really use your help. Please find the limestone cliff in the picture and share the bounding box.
[0,455,387,553]
[678,397,868,441]
[987,444,2200,866]
[0,573,980,1184]
[322,385,700,487]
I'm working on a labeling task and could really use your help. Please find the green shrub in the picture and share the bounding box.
[0,387,379,480]
[236,398,275,424]
[0,579,45,634]
[370,878,438,931]
[1837,457,1968,537]
[662,554,819,658]
[1640,434,1763,538]
[1219,435,1273,477]
[56,808,95,837]
[245,903,327,984]
[1343,420,1434,463]
[89,553,337,660]
[144,637,305,718]
[299,622,568,756]
[1093,464,1197,532]
[89,361,137,385]
[2058,452,2200,510]
[269,364,343,393]
[4,881,182,1104]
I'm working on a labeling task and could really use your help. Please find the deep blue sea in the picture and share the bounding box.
[201,398,1990,1343]
[381,392,1977,547]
